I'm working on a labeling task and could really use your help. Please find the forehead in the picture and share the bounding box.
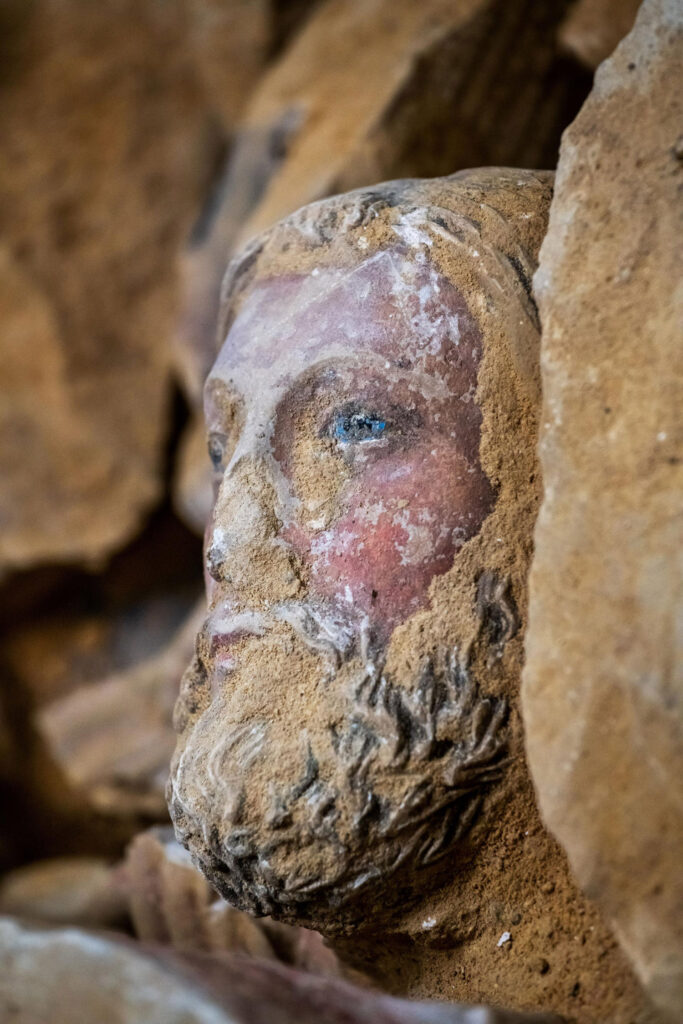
[211,248,479,386]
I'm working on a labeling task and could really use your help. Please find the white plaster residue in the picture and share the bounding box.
[306,515,329,531]
[392,209,434,251]
[354,500,387,527]
[451,526,467,545]
[387,464,413,482]
[210,526,226,550]
[310,528,359,566]
[392,260,462,357]
[394,515,433,566]
[417,508,435,524]
[275,602,355,665]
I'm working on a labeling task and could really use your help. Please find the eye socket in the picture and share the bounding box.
[329,408,388,444]
[207,432,228,471]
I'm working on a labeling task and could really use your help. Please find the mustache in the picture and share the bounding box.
[204,599,380,672]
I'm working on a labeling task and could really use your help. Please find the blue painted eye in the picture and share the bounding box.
[333,412,387,443]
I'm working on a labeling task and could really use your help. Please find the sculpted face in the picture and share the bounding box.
[169,175,549,929]
[204,250,494,647]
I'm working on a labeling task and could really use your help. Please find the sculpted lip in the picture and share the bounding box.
[206,611,267,688]
[209,628,256,658]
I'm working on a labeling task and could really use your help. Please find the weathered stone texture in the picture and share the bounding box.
[523,1,683,1018]
[182,1,320,132]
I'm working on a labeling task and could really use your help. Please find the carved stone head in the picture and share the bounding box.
[168,169,553,933]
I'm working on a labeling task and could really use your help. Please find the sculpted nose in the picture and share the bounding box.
[205,455,302,604]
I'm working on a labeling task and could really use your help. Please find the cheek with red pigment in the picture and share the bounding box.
[287,440,495,640]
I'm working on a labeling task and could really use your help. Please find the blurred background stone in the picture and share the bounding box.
[182,0,321,132]
[0,0,212,574]
[0,857,127,930]
[0,916,562,1024]
[523,1,683,1019]
[36,602,204,819]
[557,0,641,69]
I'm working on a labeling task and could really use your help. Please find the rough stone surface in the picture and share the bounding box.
[182,0,271,131]
[523,2,683,1019]
[0,917,562,1024]
[0,833,342,977]
[0,0,210,573]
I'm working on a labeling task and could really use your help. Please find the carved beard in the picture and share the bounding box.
[168,600,508,927]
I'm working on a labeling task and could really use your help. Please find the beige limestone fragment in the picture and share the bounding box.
[0,858,126,930]
[120,827,344,976]
[37,604,205,818]
[524,1,683,1019]
[0,917,235,1024]
[182,1,321,132]
[182,0,271,131]
[235,0,585,247]
[0,0,208,573]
